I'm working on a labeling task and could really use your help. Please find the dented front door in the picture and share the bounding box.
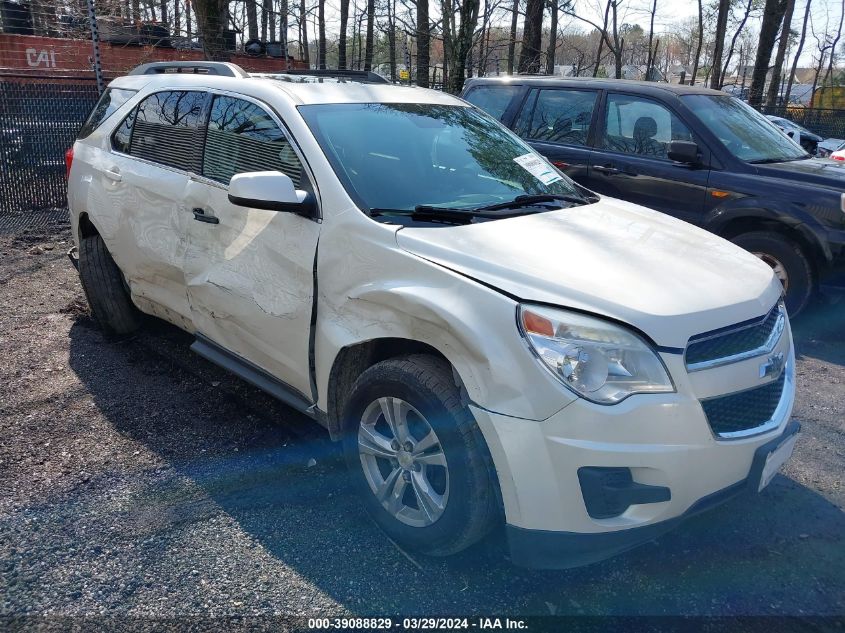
[182,175,320,400]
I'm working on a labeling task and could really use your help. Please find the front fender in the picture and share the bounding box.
[313,214,574,422]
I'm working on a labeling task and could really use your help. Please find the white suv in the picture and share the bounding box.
[67,62,799,568]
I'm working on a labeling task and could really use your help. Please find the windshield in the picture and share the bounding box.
[299,103,583,214]
[683,95,808,163]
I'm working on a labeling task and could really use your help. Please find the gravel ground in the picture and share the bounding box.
[1,218,843,620]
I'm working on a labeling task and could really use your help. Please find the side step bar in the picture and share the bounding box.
[190,333,316,419]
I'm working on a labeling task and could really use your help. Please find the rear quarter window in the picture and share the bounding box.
[463,85,520,122]
[78,88,137,139]
[129,90,208,171]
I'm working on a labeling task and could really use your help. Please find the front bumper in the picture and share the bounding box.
[504,420,800,569]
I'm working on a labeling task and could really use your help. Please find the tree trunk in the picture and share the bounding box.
[612,1,621,79]
[194,0,229,60]
[824,0,845,85]
[545,0,558,75]
[317,0,326,68]
[785,0,811,103]
[269,0,276,43]
[339,0,349,68]
[387,0,397,80]
[417,0,430,86]
[445,0,481,93]
[364,0,375,70]
[592,0,610,77]
[261,0,268,41]
[175,0,181,36]
[691,0,703,85]
[748,0,788,106]
[280,0,289,61]
[709,0,731,89]
[300,0,309,64]
[246,0,258,40]
[507,0,518,74]
[645,0,656,79]
[159,0,167,26]
[518,0,543,73]
[765,0,795,105]
[720,0,753,87]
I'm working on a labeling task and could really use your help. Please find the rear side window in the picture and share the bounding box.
[601,93,693,160]
[515,89,597,147]
[202,95,303,186]
[463,85,520,122]
[130,91,207,171]
[78,88,137,139]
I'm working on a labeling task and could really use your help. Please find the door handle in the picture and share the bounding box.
[192,208,220,224]
[103,168,122,182]
[593,165,619,175]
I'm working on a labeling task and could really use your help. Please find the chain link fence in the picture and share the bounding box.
[0,79,99,213]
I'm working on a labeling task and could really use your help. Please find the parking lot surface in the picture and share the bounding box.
[1,218,843,618]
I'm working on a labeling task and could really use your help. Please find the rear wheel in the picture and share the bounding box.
[342,355,499,556]
[731,231,813,316]
[78,234,141,336]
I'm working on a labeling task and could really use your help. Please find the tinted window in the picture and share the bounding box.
[601,94,693,160]
[683,95,807,163]
[111,108,135,153]
[78,88,137,139]
[516,89,597,147]
[463,85,520,122]
[203,95,303,186]
[130,91,207,171]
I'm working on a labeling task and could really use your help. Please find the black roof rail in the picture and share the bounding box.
[270,68,389,84]
[128,61,249,78]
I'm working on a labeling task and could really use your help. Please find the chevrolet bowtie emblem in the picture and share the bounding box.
[759,352,785,378]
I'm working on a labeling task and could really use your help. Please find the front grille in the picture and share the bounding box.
[701,371,786,437]
[686,302,784,370]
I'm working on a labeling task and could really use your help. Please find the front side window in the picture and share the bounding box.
[683,95,808,163]
[130,91,207,171]
[463,85,520,122]
[600,94,693,160]
[78,87,137,139]
[516,88,597,147]
[203,95,303,186]
[300,102,584,214]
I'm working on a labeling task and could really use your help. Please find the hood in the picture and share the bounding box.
[756,157,845,188]
[396,197,781,349]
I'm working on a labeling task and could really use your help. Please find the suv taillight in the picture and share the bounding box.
[64,147,74,179]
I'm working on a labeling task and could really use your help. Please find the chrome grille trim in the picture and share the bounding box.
[685,301,786,372]
[701,358,794,440]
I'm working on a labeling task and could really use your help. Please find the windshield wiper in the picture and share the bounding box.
[476,193,589,211]
[748,155,810,164]
[369,203,559,225]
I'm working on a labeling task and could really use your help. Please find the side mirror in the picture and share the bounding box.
[228,171,316,216]
[667,140,700,165]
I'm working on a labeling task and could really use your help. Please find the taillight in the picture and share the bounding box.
[832,153,845,161]
[64,147,74,179]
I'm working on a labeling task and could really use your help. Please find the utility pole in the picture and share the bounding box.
[86,0,104,93]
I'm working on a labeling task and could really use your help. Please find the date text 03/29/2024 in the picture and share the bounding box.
[307,617,529,629]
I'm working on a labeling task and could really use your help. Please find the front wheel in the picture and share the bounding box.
[731,231,813,316]
[341,355,499,557]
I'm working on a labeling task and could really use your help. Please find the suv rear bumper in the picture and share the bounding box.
[505,420,800,569]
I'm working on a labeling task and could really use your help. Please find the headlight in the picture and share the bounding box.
[518,304,675,404]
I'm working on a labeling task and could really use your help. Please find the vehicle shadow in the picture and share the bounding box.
[65,317,845,617]
[791,296,845,366]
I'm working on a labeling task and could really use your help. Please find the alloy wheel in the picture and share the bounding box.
[357,396,449,528]
[754,251,790,292]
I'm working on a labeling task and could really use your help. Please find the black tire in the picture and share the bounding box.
[341,354,499,557]
[78,234,141,336]
[731,231,813,316]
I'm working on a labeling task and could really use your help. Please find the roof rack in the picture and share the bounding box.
[270,69,389,84]
[128,61,249,78]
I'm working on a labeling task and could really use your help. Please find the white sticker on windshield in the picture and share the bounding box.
[513,153,563,185]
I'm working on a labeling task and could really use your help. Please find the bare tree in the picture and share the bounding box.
[748,0,789,106]
[645,0,657,79]
[766,0,796,105]
[719,0,754,87]
[507,0,519,74]
[194,0,230,60]
[545,0,559,75]
[364,0,375,70]
[823,0,845,85]
[442,0,481,92]
[417,0,431,86]
[318,0,326,68]
[339,0,350,67]
[709,0,730,89]
[690,0,703,84]
[785,0,811,103]
[300,0,310,64]
[518,0,544,72]
[246,0,259,39]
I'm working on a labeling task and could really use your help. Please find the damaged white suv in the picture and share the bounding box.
[67,62,799,568]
